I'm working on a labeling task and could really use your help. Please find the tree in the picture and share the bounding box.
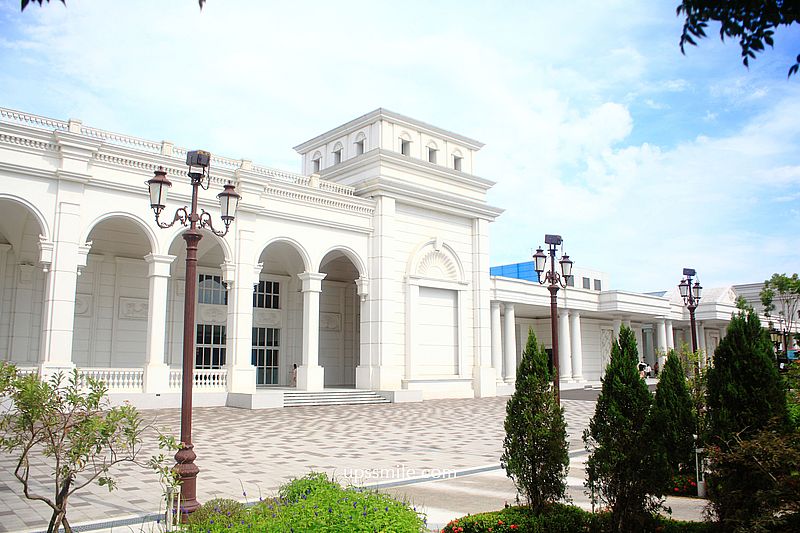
[704,308,790,529]
[761,272,800,352]
[706,308,788,445]
[584,325,665,532]
[0,364,150,533]
[650,350,696,477]
[501,329,569,512]
[677,1,800,77]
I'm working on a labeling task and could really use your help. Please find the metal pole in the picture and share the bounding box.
[174,178,202,515]
[548,244,560,403]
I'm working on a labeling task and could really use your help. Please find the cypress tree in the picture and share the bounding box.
[501,329,569,512]
[651,349,696,477]
[706,308,787,444]
[705,308,790,529]
[584,325,664,532]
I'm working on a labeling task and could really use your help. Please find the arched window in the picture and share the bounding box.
[426,141,438,164]
[451,149,463,171]
[311,151,322,173]
[399,132,412,156]
[354,132,366,156]
[332,142,343,164]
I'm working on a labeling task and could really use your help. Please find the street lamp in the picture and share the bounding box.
[678,268,702,353]
[146,151,240,515]
[533,234,574,403]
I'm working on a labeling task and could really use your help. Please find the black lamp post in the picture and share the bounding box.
[146,151,240,515]
[533,234,573,403]
[678,268,702,353]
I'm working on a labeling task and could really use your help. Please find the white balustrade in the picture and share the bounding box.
[78,368,144,392]
[168,369,228,391]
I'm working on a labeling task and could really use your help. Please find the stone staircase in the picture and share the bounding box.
[283,389,390,407]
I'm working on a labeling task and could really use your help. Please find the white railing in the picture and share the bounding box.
[14,366,39,377]
[78,368,144,392]
[169,369,227,391]
[0,108,68,131]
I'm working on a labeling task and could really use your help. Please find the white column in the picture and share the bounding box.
[502,303,516,383]
[298,271,326,391]
[226,222,259,395]
[570,311,583,380]
[698,321,707,367]
[634,327,644,361]
[143,253,175,394]
[656,318,668,367]
[666,320,675,350]
[40,200,82,373]
[558,309,572,381]
[355,277,372,389]
[612,318,622,339]
[471,218,496,397]
[490,301,503,382]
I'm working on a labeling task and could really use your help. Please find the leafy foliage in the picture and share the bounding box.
[501,329,569,512]
[20,0,64,10]
[677,1,800,77]
[760,273,800,349]
[0,363,148,533]
[705,308,787,446]
[651,350,697,477]
[441,503,714,533]
[584,325,665,532]
[705,425,800,532]
[186,472,426,532]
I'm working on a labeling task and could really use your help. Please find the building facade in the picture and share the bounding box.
[0,107,741,408]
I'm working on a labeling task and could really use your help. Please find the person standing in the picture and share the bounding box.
[290,363,298,387]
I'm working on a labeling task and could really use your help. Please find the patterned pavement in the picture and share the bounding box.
[0,390,676,532]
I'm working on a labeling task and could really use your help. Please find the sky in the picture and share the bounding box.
[1,0,798,293]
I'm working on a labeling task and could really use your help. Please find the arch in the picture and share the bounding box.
[165,226,233,263]
[332,141,344,152]
[81,211,158,254]
[312,150,322,160]
[354,131,366,142]
[407,238,466,283]
[0,193,50,240]
[451,148,463,158]
[317,245,367,278]
[426,139,439,150]
[253,236,312,273]
[398,131,412,141]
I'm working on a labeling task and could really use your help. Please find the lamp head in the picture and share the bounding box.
[146,166,172,214]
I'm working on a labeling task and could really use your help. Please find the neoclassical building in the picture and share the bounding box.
[0,107,740,408]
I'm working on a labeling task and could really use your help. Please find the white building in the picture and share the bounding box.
[0,107,741,408]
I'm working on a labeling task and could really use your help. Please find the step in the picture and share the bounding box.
[283,390,390,407]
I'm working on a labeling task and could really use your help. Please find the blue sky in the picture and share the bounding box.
[1,0,798,292]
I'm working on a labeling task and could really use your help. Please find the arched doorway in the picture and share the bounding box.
[73,216,153,368]
[254,240,308,386]
[0,199,47,366]
[319,250,361,387]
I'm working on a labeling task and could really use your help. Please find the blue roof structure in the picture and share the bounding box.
[489,261,540,282]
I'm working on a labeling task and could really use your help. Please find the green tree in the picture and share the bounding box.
[0,364,153,533]
[677,1,800,77]
[584,325,664,532]
[651,350,696,477]
[706,308,788,445]
[704,308,790,530]
[501,329,569,512]
[761,273,800,352]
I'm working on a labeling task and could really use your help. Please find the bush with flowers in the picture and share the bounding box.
[185,472,425,532]
[670,473,698,497]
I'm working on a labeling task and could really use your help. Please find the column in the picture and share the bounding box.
[698,321,707,367]
[569,311,583,380]
[226,222,259,395]
[612,318,622,339]
[634,327,644,361]
[502,303,516,383]
[471,218,496,397]
[40,200,82,373]
[354,277,372,389]
[143,253,175,394]
[490,301,503,382]
[656,318,668,368]
[665,320,675,350]
[558,309,572,381]
[298,271,326,390]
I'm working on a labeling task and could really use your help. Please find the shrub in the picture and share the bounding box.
[186,472,425,532]
[584,325,666,532]
[187,498,247,527]
[501,329,569,512]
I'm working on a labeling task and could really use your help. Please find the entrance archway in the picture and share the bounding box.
[319,250,361,387]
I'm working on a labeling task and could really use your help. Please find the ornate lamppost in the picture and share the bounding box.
[678,268,702,353]
[146,151,240,514]
[533,234,573,403]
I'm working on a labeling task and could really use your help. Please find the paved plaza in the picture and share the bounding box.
[0,384,705,532]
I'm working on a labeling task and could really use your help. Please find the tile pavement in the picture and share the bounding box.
[0,387,701,532]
